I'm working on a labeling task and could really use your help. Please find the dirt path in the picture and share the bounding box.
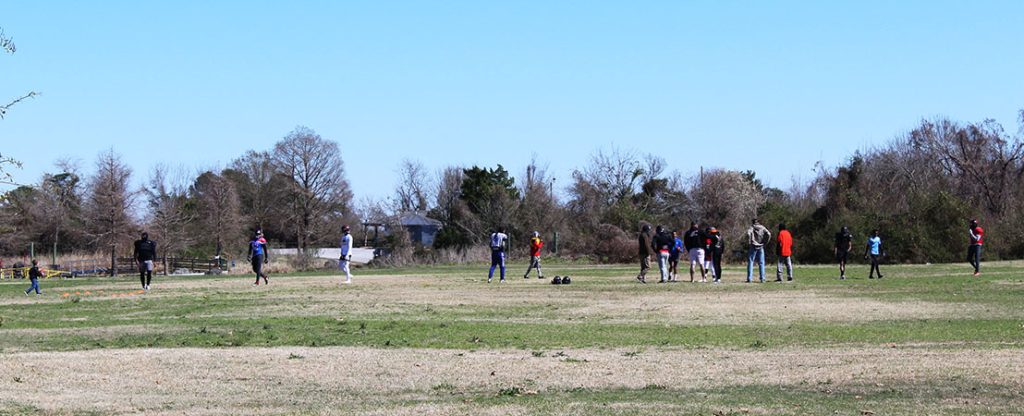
[1,345,1021,415]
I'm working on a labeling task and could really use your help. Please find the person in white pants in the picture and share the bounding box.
[339,225,353,284]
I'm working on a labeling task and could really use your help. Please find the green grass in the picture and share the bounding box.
[2,261,1024,414]
[1,262,1023,352]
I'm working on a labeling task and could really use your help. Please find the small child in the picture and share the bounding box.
[24,259,42,296]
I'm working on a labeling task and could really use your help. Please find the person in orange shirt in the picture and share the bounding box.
[524,231,545,279]
[775,223,794,282]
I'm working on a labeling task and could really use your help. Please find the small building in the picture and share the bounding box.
[399,212,442,246]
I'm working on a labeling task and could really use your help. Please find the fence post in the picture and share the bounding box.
[110,245,117,277]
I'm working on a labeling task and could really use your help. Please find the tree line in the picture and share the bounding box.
[0,126,353,261]
[2,111,1023,265]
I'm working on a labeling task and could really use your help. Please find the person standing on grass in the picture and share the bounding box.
[703,227,716,281]
[683,222,708,283]
[653,225,674,283]
[834,226,853,280]
[968,219,984,277]
[775,223,794,282]
[668,231,682,282]
[637,224,653,283]
[339,225,354,284]
[488,227,509,283]
[247,230,270,285]
[708,227,724,283]
[864,229,883,279]
[24,259,42,296]
[524,231,544,279]
[746,219,771,283]
[133,232,157,291]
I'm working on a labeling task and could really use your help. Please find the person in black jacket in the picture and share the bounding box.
[24,259,42,295]
[133,232,157,291]
[637,224,653,283]
[652,225,674,283]
[682,222,708,283]
[707,227,724,283]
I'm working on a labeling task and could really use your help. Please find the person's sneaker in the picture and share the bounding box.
[658,279,666,283]
[499,279,505,283]
[840,276,846,280]
[343,279,352,284]
[538,275,544,279]
[775,278,783,282]
[759,279,765,283]
[877,275,883,279]
[252,282,260,286]
[869,276,875,279]
[487,278,492,283]
[713,279,721,284]
[787,277,793,282]
[973,272,980,277]
[524,275,530,279]
[24,290,29,296]
[745,280,751,283]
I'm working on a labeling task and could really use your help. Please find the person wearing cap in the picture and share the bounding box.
[247,229,270,285]
[133,231,157,290]
[968,219,984,276]
[708,227,724,283]
[524,231,545,279]
[775,223,794,282]
[746,219,771,283]
[637,224,653,283]
[834,226,853,279]
[339,225,354,284]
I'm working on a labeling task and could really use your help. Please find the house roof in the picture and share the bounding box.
[399,212,442,227]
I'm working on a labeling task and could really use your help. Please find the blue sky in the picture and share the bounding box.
[2,1,1022,201]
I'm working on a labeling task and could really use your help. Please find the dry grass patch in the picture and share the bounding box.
[1,346,1021,415]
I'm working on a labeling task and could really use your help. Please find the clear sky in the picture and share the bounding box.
[2,1,1023,202]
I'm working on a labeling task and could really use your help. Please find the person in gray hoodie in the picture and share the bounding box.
[746,218,772,283]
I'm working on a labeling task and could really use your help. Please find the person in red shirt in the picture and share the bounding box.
[524,231,545,279]
[968,219,984,276]
[775,223,794,282]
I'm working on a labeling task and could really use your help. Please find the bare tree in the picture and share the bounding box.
[0,153,21,185]
[393,159,433,213]
[690,169,764,238]
[193,171,242,259]
[145,165,195,269]
[1,27,38,119]
[83,149,138,255]
[517,157,562,238]
[272,126,353,249]
[226,150,277,229]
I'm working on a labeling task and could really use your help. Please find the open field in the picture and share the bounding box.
[1,261,1023,415]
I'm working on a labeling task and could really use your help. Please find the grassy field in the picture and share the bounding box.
[0,260,1022,415]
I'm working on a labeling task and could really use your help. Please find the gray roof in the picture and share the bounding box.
[399,212,442,227]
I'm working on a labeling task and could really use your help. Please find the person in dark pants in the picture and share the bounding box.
[637,224,653,283]
[834,226,853,280]
[708,227,724,283]
[133,232,157,291]
[24,259,42,295]
[247,230,270,285]
[968,219,984,277]
[864,229,883,279]
[488,227,509,283]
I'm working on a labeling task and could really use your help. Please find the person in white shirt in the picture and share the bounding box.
[488,227,509,283]
[339,225,353,284]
